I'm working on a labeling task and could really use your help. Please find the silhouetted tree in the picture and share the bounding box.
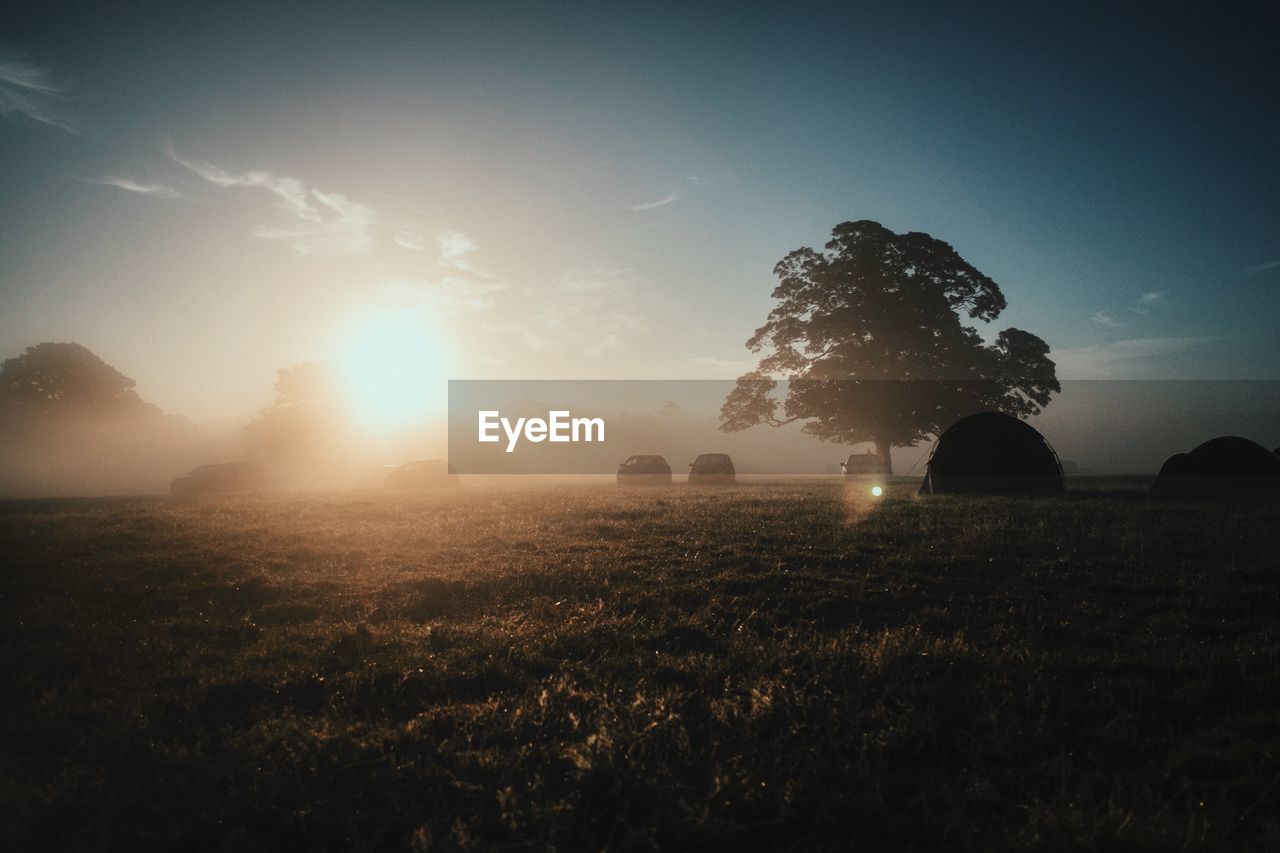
[720,221,1059,474]
[0,342,157,414]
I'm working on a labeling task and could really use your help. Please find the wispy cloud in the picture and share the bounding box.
[525,268,648,356]
[393,228,426,251]
[382,231,653,358]
[378,232,506,315]
[628,190,682,212]
[383,235,647,355]
[0,51,82,134]
[436,229,492,276]
[437,229,476,262]
[1243,258,1280,275]
[93,176,184,199]
[1054,337,1211,379]
[379,276,508,316]
[1091,311,1128,328]
[167,145,375,255]
[1129,290,1168,315]
[481,268,651,357]
[628,176,700,212]
[393,225,492,276]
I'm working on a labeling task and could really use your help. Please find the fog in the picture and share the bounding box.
[3,343,1277,498]
[0,344,446,498]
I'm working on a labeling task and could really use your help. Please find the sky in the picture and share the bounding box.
[1,1,1278,426]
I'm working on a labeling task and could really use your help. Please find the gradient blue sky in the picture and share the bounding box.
[1,1,1277,423]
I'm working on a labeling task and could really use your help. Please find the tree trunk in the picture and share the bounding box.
[875,438,893,477]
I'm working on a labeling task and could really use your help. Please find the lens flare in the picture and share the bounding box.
[870,485,884,497]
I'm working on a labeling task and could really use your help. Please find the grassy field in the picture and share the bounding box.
[2,479,1278,850]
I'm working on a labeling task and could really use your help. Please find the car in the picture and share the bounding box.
[384,459,459,489]
[840,451,887,477]
[169,462,267,496]
[688,452,735,485]
[354,465,398,489]
[840,451,888,498]
[617,454,672,486]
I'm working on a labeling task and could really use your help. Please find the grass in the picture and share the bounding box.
[1,479,1278,850]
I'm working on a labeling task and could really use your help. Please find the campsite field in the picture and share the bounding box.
[2,480,1279,850]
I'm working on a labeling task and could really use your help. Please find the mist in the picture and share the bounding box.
[4,341,1278,499]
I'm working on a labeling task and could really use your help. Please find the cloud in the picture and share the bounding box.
[628,190,682,211]
[1128,290,1168,315]
[1091,311,1128,328]
[628,176,701,212]
[393,228,426,251]
[1243,258,1280,275]
[1053,337,1211,379]
[382,227,655,359]
[537,269,648,356]
[168,146,375,255]
[384,230,650,355]
[93,176,184,199]
[436,229,492,276]
[482,268,651,357]
[393,226,492,275]
[379,276,508,317]
[0,52,82,134]
[437,229,476,263]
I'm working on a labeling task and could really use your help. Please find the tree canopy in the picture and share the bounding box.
[720,221,1059,473]
[0,342,156,415]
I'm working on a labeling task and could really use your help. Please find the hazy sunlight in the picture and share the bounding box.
[338,311,446,432]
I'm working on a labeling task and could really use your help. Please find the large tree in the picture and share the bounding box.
[720,221,1059,474]
[0,342,157,414]
[0,342,214,497]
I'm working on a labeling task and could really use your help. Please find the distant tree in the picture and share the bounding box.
[0,342,216,497]
[0,342,156,414]
[720,221,1059,474]
[269,362,341,410]
[243,362,353,487]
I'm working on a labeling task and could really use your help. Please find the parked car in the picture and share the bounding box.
[688,452,735,485]
[617,454,672,486]
[840,451,887,477]
[384,459,459,489]
[354,465,398,489]
[170,462,266,496]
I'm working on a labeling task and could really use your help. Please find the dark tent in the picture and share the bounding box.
[1150,436,1280,494]
[919,411,1063,495]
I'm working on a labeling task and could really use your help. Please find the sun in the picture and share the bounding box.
[337,311,447,431]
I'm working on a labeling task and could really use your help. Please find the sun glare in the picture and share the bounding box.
[338,312,446,431]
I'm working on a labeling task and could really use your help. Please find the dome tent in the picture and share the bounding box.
[1151,436,1280,494]
[919,411,1063,495]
